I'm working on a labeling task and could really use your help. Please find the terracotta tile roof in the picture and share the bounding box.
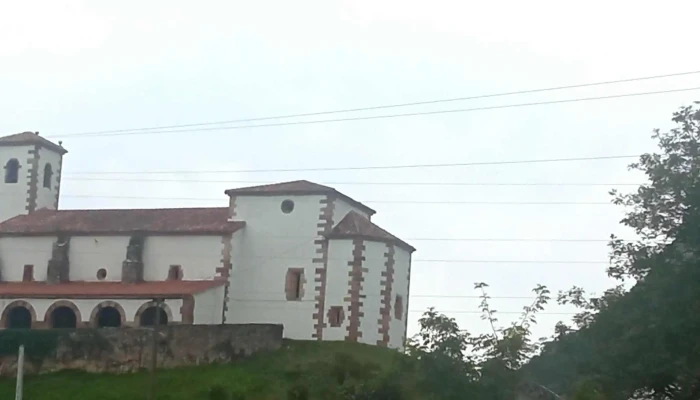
[0,280,225,299]
[328,211,415,252]
[0,132,68,154]
[224,180,375,215]
[0,208,244,236]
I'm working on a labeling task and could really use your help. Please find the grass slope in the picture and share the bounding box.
[0,340,408,400]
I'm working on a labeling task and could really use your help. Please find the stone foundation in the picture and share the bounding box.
[0,324,283,376]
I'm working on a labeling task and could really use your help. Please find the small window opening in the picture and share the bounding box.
[168,265,183,281]
[281,199,295,214]
[394,295,404,320]
[96,268,107,280]
[285,268,304,300]
[4,159,19,184]
[43,163,53,188]
[328,306,344,327]
[22,265,34,282]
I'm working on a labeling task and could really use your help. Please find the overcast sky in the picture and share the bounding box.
[2,1,700,341]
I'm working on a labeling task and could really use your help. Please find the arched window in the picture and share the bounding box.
[4,159,19,184]
[43,163,53,188]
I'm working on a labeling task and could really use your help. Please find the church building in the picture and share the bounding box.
[0,132,414,349]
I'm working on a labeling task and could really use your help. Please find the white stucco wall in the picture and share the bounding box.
[35,147,62,211]
[322,239,411,349]
[0,145,32,223]
[226,195,324,340]
[390,247,411,349]
[193,285,225,324]
[357,240,386,346]
[323,239,355,341]
[69,236,130,281]
[0,236,54,281]
[0,234,223,282]
[142,235,223,281]
[333,199,371,222]
[0,145,62,224]
[0,297,184,325]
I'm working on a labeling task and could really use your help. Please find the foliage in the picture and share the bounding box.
[0,340,415,400]
[0,329,61,361]
[608,103,700,281]
[407,282,553,400]
[208,385,229,400]
[525,103,700,400]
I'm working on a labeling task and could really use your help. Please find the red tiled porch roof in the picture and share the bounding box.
[0,207,244,236]
[0,280,225,299]
[327,211,415,252]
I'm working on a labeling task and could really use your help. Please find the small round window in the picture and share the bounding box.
[281,199,295,214]
[97,268,107,280]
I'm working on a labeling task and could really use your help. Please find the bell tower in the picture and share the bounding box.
[0,132,67,223]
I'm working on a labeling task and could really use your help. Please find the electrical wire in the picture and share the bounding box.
[52,69,700,137]
[56,194,614,205]
[61,177,643,187]
[63,154,639,175]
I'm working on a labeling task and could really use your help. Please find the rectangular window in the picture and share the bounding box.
[285,268,304,301]
[328,306,344,327]
[167,265,182,281]
[394,295,404,321]
[22,265,33,282]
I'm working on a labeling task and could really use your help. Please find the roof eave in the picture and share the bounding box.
[326,233,416,253]
[0,222,245,237]
[0,140,68,155]
[223,189,376,216]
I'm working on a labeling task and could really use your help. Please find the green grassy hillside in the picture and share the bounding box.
[0,340,414,400]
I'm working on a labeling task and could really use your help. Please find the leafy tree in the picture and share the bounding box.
[526,103,700,400]
[608,103,700,281]
[408,282,552,400]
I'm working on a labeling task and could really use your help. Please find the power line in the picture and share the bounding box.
[412,310,577,315]
[0,236,635,243]
[61,177,643,187]
[411,295,535,299]
[414,259,606,264]
[57,194,613,205]
[63,154,639,175]
[52,69,700,137]
[0,247,609,265]
[50,87,700,139]
[228,299,577,315]
[403,238,624,242]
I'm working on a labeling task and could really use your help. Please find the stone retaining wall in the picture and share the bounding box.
[0,324,283,376]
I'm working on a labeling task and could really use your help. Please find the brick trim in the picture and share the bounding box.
[44,300,82,327]
[377,244,395,347]
[403,254,412,346]
[0,300,37,328]
[217,233,233,322]
[312,195,336,340]
[89,300,127,327]
[25,145,40,213]
[180,295,195,324]
[345,238,366,342]
[134,301,174,326]
[54,155,63,209]
[228,196,237,219]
